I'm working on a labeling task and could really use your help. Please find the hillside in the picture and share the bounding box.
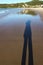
[0,1,43,8]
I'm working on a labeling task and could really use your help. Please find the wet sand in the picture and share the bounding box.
[0,9,43,65]
[30,8,43,21]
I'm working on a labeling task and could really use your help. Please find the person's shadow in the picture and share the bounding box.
[21,20,33,65]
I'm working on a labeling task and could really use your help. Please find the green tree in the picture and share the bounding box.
[32,0,41,5]
[32,0,40,2]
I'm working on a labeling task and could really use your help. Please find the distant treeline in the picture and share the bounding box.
[0,1,43,8]
[26,1,43,5]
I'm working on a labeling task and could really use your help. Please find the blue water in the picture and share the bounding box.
[0,8,7,11]
[0,8,24,14]
[0,8,42,26]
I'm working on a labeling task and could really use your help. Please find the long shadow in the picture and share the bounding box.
[21,20,33,65]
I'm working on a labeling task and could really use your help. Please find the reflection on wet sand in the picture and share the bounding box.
[18,9,36,15]
[0,13,43,65]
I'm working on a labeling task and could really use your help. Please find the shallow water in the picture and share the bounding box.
[0,8,23,14]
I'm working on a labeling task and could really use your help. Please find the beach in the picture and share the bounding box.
[30,8,43,21]
[0,8,43,65]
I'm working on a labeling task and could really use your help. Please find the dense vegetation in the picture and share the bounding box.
[26,1,43,5]
[0,1,43,8]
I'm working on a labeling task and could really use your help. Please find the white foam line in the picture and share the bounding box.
[0,10,9,18]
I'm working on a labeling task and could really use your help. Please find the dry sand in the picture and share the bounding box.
[0,8,43,65]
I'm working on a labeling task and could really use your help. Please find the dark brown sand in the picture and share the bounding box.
[0,8,43,65]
